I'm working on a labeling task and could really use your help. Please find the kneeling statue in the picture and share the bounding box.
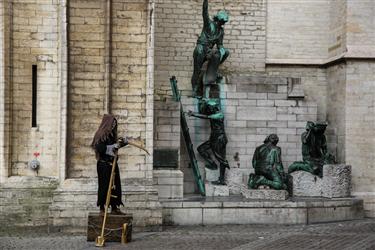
[288,121,335,177]
[248,134,287,190]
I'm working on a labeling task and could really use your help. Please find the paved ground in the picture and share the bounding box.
[1,219,375,250]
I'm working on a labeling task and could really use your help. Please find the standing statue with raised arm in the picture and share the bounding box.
[188,99,230,185]
[191,0,230,97]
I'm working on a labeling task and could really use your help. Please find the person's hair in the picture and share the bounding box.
[91,114,117,151]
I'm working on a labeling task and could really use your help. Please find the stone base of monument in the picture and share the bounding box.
[87,212,133,243]
[205,183,230,196]
[290,164,351,198]
[205,167,220,182]
[205,167,246,195]
[225,168,244,195]
[241,187,289,200]
[161,195,364,225]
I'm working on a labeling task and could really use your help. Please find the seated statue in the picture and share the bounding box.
[288,121,336,177]
[248,134,287,190]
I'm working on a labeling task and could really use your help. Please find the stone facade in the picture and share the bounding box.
[0,0,374,231]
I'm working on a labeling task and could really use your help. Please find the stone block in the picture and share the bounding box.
[322,164,351,198]
[205,168,220,182]
[225,168,244,195]
[205,183,229,197]
[241,188,289,200]
[290,171,324,197]
[290,164,351,198]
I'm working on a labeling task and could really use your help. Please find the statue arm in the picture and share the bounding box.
[208,112,224,120]
[301,130,311,144]
[187,110,210,119]
[202,0,210,28]
[321,136,328,155]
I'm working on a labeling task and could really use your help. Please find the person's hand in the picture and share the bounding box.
[117,137,128,148]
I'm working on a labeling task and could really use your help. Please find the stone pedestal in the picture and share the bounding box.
[241,187,289,200]
[290,164,351,198]
[205,167,220,182]
[205,183,229,197]
[225,168,244,195]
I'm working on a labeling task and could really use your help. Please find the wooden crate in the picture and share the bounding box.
[87,212,133,242]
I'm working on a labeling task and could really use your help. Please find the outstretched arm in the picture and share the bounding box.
[187,110,210,119]
[202,0,210,28]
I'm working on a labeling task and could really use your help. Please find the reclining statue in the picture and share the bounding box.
[248,134,287,190]
[288,121,336,177]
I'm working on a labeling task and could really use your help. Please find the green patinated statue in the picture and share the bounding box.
[192,0,230,97]
[188,98,229,185]
[288,121,336,177]
[248,134,287,190]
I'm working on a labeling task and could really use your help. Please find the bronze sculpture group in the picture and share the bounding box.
[248,123,336,191]
[187,0,337,188]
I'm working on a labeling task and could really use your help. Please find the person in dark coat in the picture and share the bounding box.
[91,114,127,214]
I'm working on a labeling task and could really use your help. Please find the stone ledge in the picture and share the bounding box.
[205,183,229,197]
[241,188,289,200]
[161,196,364,225]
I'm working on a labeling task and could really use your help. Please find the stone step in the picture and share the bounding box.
[241,187,289,200]
[205,183,229,197]
[162,196,364,225]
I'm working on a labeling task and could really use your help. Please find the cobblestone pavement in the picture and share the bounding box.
[1,219,375,250]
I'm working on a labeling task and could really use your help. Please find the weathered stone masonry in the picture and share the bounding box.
[0,0,374,232]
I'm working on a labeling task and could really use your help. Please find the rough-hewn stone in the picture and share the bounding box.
[290,164,351,198]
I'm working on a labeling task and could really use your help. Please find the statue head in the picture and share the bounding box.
[201,98,220,114]
[214,10,229,26]
[306,121,315,131]
[315,122,328,134]
[264,134,279,146]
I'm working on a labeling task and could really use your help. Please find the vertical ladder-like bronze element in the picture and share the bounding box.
[170,76,205,196]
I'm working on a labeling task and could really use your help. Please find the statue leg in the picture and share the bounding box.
[212,138,229,185]
[288,161,314,174]
[197,141,218,170]
[255,168,286,190]
[219,48,230,64]
[192,45,206,96]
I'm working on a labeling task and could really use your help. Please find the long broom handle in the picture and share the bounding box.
[99,152,118,241]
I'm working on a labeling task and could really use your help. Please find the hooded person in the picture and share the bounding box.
[91,114,128,214]
[191,0,230,97]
